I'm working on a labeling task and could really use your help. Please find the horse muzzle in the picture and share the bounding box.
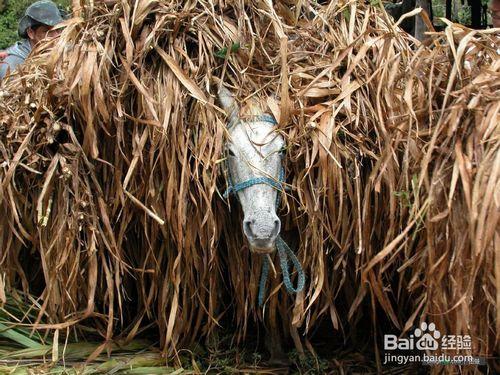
[243,211,281,254]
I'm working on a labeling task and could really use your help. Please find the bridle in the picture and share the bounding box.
[223,114,305,306]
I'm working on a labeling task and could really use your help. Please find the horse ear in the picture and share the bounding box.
[218,86,239,126]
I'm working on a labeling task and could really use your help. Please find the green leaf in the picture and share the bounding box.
[214,42,240,59]
[342,8,350,22]
[0,322,45,349]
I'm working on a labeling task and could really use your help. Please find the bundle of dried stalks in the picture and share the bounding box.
[0,0,498,369]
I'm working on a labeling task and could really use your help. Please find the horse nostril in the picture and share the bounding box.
[243,219,254,237]
[271,218,281,238]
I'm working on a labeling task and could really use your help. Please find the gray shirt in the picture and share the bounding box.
[0,39,32,80]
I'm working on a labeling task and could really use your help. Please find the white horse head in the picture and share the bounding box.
[219,87,285,254]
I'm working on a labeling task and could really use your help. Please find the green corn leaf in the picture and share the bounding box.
[0,322,45,349]
[215,42,240,58]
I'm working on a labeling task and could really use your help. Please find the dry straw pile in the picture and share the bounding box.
[0,0,498,367]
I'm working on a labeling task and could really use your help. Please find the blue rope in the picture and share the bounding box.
[223,176,282,199]
[223,115,305,306]
[258,236,306,306]
[228,113,277,130]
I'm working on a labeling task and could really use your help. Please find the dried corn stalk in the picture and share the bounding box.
[0,0,497,371]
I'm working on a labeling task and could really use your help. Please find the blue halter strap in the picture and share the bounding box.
[224,114,306,306]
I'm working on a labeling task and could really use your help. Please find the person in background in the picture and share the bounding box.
[492,0,500,27]
[0,0,63,80]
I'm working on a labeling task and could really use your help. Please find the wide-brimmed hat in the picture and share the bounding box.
[18,1,64,38]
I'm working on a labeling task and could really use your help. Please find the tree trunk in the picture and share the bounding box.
[446,0,452,19]
[414,0,431,41]
[451,0,461,21]
[402,0,417,35]
[468,0,481,28]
